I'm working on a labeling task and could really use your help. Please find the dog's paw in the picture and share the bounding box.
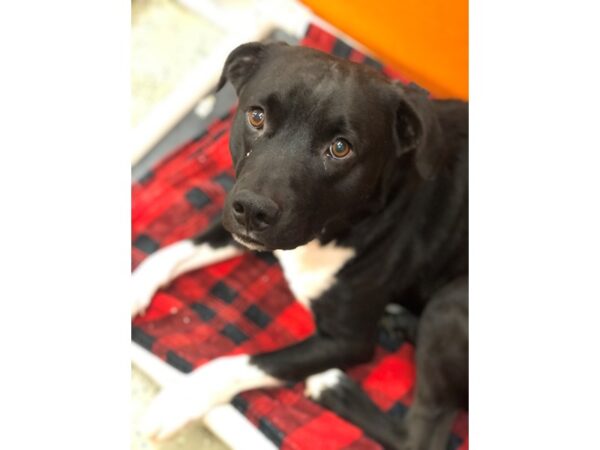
[131,262,164,317]
[140,376,218,441]
[131,251,180,317]
[131,241,200,318]
[140,355,258,441]
[305,368,345,401]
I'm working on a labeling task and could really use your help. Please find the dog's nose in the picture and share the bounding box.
[231,190,280,231]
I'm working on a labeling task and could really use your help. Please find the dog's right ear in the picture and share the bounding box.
[392,82,444,180]
[216,42,267,94]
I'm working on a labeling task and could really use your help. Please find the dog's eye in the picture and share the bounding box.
[328,138,352,159]
[247,108,265,129]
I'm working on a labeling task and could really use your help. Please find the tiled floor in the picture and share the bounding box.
[131,0,224,126]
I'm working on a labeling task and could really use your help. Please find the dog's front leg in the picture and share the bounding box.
[250,333,374,381]
[141,334,374,441]
[131,219,243,317]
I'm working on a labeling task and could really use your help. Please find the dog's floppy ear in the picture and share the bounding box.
[393,82,444,180]
[216,42,267,94]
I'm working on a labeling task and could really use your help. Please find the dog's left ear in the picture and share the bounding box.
[216,42,284,94]
[217,42,266,93]
[392,82,444,180]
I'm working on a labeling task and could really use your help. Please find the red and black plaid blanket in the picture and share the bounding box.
[132,24,468,450]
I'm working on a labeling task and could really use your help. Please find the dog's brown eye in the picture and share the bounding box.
[329,138,352,159]
[247,108,265,129]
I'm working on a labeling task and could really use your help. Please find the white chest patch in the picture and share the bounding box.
[274,240,355,309]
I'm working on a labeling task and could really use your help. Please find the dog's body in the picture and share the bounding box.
[133,43,468,449]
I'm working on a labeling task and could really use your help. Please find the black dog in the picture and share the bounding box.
[133,42,468,449]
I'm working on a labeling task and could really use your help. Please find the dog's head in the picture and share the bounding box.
[218,42,443,251]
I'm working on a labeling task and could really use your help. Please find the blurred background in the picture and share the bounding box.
[131,1,467,448]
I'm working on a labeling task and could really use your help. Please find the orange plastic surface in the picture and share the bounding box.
[301,0,468,99]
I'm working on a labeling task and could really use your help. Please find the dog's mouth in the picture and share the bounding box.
[232,233,269,252]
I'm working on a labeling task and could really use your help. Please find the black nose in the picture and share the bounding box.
[231,190,280,231]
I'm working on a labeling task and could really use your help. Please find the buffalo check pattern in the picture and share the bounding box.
[132,23,468,450]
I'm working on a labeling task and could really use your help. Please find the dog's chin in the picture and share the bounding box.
[224,217,315,252]
[232,233,270,252]
[231,232,313,252]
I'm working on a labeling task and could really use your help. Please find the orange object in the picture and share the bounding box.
[301,0,468,99]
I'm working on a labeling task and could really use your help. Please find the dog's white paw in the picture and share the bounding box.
[131,242,196,317]
[131,260,167,317]
[131,241,244,317]
[139,354,280,441]
[140,356,245,440]
[305,368,344,401]
[140,377,217,441]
